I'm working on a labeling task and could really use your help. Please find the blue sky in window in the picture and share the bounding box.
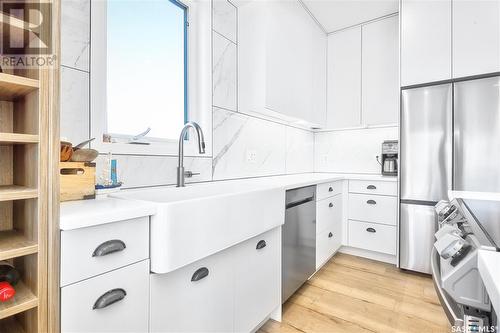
[107,0,185,139]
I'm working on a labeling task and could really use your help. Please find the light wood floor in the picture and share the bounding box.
[259,253,451,333]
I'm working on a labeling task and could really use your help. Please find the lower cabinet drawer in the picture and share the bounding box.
[349,180,397,196]
[316,194,342,234]
[316,227,341,270]
[348,193,397,226]
[348,220,396,255]
[60,216,149,286]
[61,260,149,333]
[150,248,234,332]
[317,181,343,200]
[234,228,280,332]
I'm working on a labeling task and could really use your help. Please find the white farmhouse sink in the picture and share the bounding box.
[111,181,285,273]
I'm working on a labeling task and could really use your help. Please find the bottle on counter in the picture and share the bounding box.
[0,261,20,302]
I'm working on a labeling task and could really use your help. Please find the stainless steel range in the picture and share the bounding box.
[432,198,499,331]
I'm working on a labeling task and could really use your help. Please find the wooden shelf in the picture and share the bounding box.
[0,282,37,320]
[0,186,38,201]
[0,133,39,144]
[0,230,37,261]
[0,73,39,101]
[0,318,26,333]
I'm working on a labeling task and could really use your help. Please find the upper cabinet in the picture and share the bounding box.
[400,0,452,86]
[453,0,500,78]
[326,15,399,129]
[327,27,362,129]
[239,0,327,127]
[401,0,500,85]
[362,16,399,126]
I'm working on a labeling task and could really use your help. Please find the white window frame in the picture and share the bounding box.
[90,0,212,156]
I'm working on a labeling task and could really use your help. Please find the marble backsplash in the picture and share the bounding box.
[60,0,315,189]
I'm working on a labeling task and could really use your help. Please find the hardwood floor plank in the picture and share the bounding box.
[260,253,450,333]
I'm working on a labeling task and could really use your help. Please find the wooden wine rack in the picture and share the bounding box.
[0,1,58,331]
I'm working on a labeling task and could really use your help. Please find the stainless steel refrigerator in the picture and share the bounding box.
[399,76,500,274]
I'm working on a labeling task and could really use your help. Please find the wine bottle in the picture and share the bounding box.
[0,261,20,302]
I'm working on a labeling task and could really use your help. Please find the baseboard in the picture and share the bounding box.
[338,246,397,265]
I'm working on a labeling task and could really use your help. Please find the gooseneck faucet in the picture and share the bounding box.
[177,122,206,187]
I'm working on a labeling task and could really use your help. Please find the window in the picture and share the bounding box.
[106,0,187,141]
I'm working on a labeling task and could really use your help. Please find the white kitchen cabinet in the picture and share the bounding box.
[327,27,362,129]
[348,220,397,255]
[234,228,280,332]
[150,249,234,333]
[362,16,399,125]
[348,179,398,196]
[453,0,500,78]
[239,0,326,126]
[61,260,149,333]
[401,0,452,86]
[315,182,343,270]
[316,194,343,235]
[348,193,397,226]
[60,217,149,287]
[150,227,281,333]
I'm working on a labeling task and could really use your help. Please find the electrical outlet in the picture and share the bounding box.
[246,149,257,163]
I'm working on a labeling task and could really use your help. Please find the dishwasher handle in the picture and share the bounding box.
[286,195,315,209]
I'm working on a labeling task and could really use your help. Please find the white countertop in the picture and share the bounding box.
[60,197,157,231]
[61,172,396,230]
[477,250,500,318]
[448,190,500,201]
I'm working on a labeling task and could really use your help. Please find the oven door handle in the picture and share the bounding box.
[431,247,464,327]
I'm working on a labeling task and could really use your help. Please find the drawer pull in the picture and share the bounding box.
[328,187,333,192]
[366,227,377,233]
[367,185,377,190]
[328,232,333,238]
[329,202,333,208]
[93,288,127,310]
[92,240,126,257]
[256,240,267,250]
[366,200,377,205]
[191,267,209,282]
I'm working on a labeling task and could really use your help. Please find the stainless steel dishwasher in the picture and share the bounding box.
[282,185,316,303]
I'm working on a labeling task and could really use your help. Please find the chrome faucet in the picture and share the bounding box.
[177,122,206,187]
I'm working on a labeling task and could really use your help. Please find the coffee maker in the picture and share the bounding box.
[378,140,398,176]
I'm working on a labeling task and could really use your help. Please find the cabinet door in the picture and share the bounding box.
[61,260,149,333]
[150,250,234,332]
[327,27,362,129]
[362,16,399,125]
[234,228,280,332]
[401,0,451,86]
[453,0,500,78]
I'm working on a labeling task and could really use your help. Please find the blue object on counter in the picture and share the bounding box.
[95,183,122,190]
[111,159,117,184]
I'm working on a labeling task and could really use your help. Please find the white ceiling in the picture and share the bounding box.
[302,0,399,33]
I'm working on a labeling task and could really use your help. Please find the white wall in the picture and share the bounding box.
[60,0,315,189]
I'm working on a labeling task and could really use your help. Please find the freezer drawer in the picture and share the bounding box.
[399,203,437,274]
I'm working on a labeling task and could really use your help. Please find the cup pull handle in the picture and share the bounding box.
[367,185,377,190]
[329,202,333,208]
[328,232,333,238]
[93,288,126,310]
[366,228,376,233]
[367,200,377,205]
[256,240,267,250]
[191,267,209,282]
[92,240,126,257]
[328,187,333,192]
